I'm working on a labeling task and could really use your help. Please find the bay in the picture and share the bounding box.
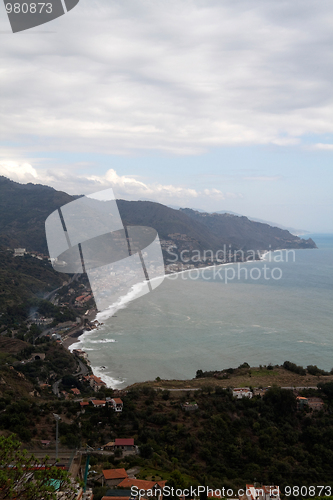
[71,233,333,388]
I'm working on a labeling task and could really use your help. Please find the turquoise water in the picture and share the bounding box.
[72,234,333,388]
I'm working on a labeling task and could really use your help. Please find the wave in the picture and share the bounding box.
[68,329,92,352]
[96,281,148,322]
[89,339,117,344]
[93,366,125,388]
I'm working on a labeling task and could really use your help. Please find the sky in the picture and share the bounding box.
[0,0,333,232]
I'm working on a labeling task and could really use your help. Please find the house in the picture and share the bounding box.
[296,396,308,409]
[114,438,135,452]
[75,294,92,306]
[109,398,123,412]
[91,399,106,408]
[14,248,26,257]
[84,374,107,392]
[80,401,90,407]
[71,388,81,396]
[253,388,269,397]
[307,397,324,411]
[102,468,128,487]
[103,441,115,451]
[232,388,253,399]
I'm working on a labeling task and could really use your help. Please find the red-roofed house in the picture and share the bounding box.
[110,398,123,412]
[71,387,81,395]
[84,374,106,392]
[102,468,128,487]
[114,438,135,451]
[92,400,106,408]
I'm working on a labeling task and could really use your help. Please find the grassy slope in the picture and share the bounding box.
[127,365,333,390]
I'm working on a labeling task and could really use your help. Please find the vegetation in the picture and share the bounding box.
[0,251,68,319]
[0,434,73,499]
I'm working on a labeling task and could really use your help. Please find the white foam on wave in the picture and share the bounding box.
[89,339,117,344]
[297,340,327,345]
[68,329,91,352]
[93,366,125,388]
[96,281,148,322]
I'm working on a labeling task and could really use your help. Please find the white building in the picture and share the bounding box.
[14,248,26,257]
[232,388,253,399]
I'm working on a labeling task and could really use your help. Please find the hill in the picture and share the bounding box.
[0,176,74,253]
[0,250,68,314]
[180,208,316,251]
[0,177,316,260]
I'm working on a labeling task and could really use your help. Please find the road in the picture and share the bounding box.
[52,357,89,396]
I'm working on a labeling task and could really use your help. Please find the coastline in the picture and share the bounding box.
[62,308,98,350]
[62,252,274,386]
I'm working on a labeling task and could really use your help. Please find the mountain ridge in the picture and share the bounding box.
[0,176,317,257]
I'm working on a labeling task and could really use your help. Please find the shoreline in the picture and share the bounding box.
[62,308,98,350]
[62,248,301,387]
[62,252,275,386]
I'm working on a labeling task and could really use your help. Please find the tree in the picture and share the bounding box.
[0,434,74,499]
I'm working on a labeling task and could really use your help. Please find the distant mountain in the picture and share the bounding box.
[214,211,310,236]
[179,208,316,251]
[0,177,316,258]
[168,204,310,235]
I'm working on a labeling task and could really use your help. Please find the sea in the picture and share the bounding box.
[70,234,333,388]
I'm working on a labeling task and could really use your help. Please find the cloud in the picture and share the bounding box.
[243,176,282,181]
[0,161,39,182]
[1,0,333,154]
[203,188,224,199]
[0,160,245,207]
[312,143,333,150]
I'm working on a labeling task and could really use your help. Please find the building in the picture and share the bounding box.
[103,441,115,451]
[296,396,308,410]
[102,468,128,487]
[71,388,81,396]
[84,374,106,392]
[14,248,26,257]
[233,388,253,399]
[114,438,135,452]
[307,397,324,411]
[109,398,123,412]
[91,399,106,408]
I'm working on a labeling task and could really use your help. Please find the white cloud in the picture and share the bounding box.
[0,160,245,207]
[1,0,333,154]
[312,143,333,150]
[203,188,225,199]
[0,161,38,182]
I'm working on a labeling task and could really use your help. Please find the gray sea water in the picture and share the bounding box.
[71,234,333,388]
